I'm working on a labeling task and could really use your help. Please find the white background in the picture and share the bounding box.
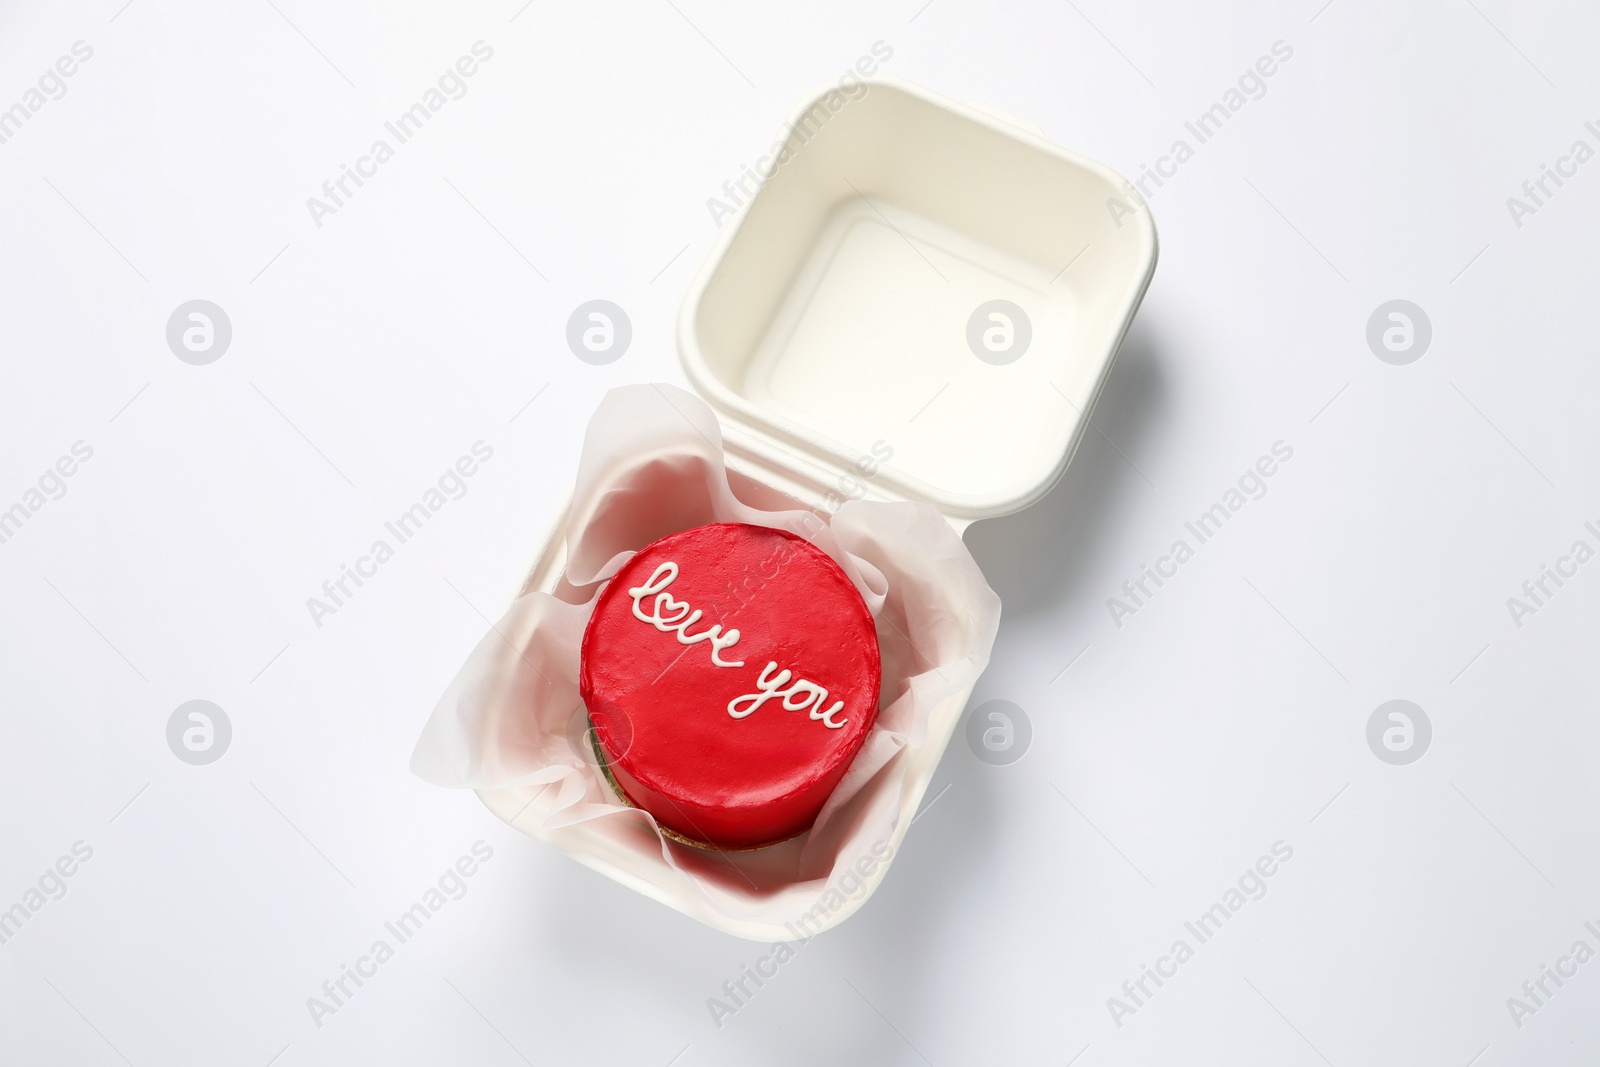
[2,0,1598,1063]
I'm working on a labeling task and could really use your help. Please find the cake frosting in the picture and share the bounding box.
[579,522,881,849]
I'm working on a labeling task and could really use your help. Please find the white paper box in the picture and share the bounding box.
[475,77,1158,939]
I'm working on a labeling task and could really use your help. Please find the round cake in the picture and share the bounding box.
[579,522,881,850]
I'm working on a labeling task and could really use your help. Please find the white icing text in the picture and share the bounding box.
[728,662,848,730]
[628,562,745,667]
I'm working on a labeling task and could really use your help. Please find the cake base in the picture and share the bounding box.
[585,717,810,853]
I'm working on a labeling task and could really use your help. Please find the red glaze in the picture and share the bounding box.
[579,523,881,850]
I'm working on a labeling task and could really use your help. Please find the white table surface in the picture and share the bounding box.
[3,1,1597,1063]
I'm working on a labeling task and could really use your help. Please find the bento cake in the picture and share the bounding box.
[579,522,881,850]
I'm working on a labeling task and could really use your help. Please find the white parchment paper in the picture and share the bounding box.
[411,384,1000,930]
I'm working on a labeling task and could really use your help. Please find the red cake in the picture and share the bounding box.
[579,522,882,850]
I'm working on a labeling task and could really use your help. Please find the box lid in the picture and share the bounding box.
[678,77,1157,528]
